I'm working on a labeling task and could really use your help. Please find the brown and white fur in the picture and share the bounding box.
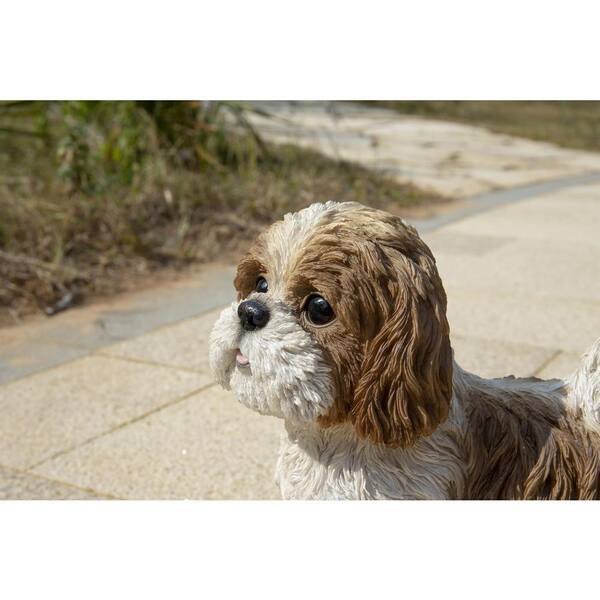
[209,201,600,500]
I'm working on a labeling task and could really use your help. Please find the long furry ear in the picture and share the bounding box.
[350,252,453,448]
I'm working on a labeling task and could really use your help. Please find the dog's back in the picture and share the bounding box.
[456,337,600,500]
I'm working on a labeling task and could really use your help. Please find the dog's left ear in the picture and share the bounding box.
[350,250,453,448]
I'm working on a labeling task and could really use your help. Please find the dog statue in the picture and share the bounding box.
[210,201,600,499]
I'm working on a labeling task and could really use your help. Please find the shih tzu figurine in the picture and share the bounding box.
[209,201,600,500]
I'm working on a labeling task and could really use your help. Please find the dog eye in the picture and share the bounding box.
[255,277,268,293]
[305,295,335,326]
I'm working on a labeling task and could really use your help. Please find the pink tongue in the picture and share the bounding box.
[236,350,250,366]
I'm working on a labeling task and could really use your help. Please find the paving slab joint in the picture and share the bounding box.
[1,462,123,500]
[93,350,211,374]
[532,349,566,378]
[27,382,217,472]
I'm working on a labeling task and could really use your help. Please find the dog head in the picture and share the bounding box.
[209,201,453,447]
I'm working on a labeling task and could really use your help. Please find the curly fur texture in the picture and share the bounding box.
[209,201,600,500]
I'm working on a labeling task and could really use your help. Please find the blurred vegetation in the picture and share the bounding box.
[363,101,600,152]
[0,101,440,324]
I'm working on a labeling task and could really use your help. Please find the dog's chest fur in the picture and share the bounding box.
[276,409,466,500]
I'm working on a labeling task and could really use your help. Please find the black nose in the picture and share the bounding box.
[238,300,270,331]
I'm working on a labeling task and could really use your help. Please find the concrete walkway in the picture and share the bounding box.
[1,104,600,499]
[246,102,600,198]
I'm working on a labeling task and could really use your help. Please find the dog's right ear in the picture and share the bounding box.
[350,249,453,448]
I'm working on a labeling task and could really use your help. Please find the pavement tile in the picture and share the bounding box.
[441,187,600,248]
[103,307,224,372]
[34,386,283,500]
[424,231,514,257]
[0,465,110,500]
[0,339,88,386]
[433,237,600,304]
[446,288,600,356]
[0,355,208,470]
[450,335,557,379]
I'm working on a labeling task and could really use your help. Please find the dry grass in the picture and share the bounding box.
[364,101,600,153]
[1,140,446,325]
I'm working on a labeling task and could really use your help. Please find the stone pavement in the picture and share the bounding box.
[1,104,600,499]
[246,102,600,198]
